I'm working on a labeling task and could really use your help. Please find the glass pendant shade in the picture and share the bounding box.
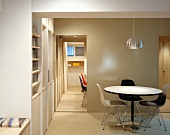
[125,19,144,49]
[125,37,143,49]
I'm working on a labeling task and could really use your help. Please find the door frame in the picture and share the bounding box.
[158,35,170,88]
[158,35,170,113]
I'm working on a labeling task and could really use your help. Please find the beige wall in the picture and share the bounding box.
[54,18,170,112]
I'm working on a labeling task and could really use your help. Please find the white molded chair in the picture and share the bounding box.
[96,84,126,130]
[139,84,170,131]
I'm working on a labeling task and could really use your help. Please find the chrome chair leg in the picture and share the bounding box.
[143,107,167,131]
[102,108,112,130]
[122,102,142,122]
[122,103,130,122]
[159,112,167,131]
[102,107,125,131]
[82,91,87,107]
[114,107,126,131]
[135,103,142,121]
[101,108,108,125]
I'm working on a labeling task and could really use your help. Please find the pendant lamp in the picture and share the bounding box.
[125,19,144,49]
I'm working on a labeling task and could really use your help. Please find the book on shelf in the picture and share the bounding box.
[32,38,38,46]
[32,61,38,71]
[32,74,38,83]
[32,49,38,58]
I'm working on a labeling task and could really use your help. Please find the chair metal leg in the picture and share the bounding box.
[102,114,112,130]
[101,107,126,131]
[122,104,130,122]
[102,108,112,130]
[144,107,167,131]
[135,103,142,121]
[159,112,167,131]
[114,107,126,131]
[82,91,87,107]
[144,107,157,131]
[101,108,108,125]
[154,108,167,131]
[122,102,142,123]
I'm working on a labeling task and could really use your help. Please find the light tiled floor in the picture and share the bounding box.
[53,86,170,134]
[45,112,170,135]
[56,86,87,112]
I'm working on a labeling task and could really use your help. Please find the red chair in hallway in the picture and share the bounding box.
[79,75,87,107]
[80,73,87,86]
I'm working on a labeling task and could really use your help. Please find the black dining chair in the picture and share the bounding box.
[139,84,170,131]
[119,79,142,101]
[79,76,87,107]
[119,79,142,121]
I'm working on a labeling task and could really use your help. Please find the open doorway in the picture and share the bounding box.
[55,35,87,112]
[158,35,170,112]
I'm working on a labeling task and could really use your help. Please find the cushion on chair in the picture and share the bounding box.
[139,93,166,107]
[110,100,126,105]
[119,94,142,101]
[139,101,157,106]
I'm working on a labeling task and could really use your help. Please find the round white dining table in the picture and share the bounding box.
[104,86,162,129]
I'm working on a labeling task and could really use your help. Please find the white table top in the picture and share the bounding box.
[104,86,162,96]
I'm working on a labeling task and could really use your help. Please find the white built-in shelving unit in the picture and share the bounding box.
[32,32,41,95]
[32,19,42,135]
[32,17,55,135]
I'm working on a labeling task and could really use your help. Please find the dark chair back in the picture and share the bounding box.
[155,93,166,106]
[155,84,170,106]
[119,79,142,101]
[79,76,87,91]
[121,79,135,86]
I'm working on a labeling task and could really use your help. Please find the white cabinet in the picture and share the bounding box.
[42,88,47,134]
[48,83,53,125]
[32,94,41,135]
[32,17,55,135]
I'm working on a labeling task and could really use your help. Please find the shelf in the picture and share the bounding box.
[43,87,47,91]
[67,58,84,61]
[32,33,40,38]
[32,92,40,99]
[32,58,40,61]
[32,81,41,88]
[32,46,40,49]
[32,70,41,75]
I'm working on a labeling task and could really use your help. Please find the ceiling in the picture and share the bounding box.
[33,12,170,18]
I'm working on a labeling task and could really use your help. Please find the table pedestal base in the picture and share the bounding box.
[114,121,140,133]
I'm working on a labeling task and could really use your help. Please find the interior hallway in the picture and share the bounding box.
[56,86,87,112]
